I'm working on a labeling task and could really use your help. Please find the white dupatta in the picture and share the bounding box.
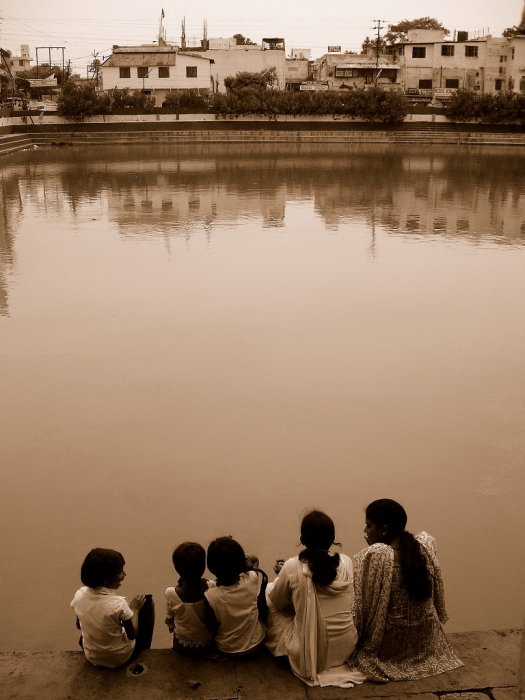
[286,555,363,687]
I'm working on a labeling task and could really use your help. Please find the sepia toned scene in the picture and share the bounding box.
[1,1,525,698]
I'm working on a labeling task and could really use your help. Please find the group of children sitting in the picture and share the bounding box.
[70,537,269,668]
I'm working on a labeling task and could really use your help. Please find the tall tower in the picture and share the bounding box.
[158,9,166,46]
[181,17,186,50]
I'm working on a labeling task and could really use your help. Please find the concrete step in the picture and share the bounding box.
[0,134,33,155]
[0,629,520,700]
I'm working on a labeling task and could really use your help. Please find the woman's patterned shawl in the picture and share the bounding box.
[352,532,448,655]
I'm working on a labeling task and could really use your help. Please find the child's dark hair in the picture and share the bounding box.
[207,537,248,586]
[80,548,125,588]
[172,542,206,583]
[366,499,432,602]
[298,510,340,587]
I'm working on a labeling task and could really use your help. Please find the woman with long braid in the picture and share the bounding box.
[352,499,463,682]
[265,510,364,687]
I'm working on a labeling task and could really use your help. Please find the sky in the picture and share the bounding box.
[1,0,523,73]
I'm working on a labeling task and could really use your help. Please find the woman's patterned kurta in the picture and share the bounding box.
[352,532,463,682]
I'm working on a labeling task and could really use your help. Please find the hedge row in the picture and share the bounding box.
[57,82,408,123]
[446,89,525,124]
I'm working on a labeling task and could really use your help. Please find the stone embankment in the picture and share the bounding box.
[2,122,525,156]
[0,629,521,700]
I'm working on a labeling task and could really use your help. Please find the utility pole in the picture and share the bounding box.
[90,50,101,88]
[372,19,385,85]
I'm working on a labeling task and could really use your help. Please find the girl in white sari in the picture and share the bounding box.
[265,510,365,688]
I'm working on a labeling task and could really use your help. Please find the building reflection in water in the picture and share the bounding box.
[1,144,524,313]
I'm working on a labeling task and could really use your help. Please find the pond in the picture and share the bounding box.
[0,144,524,651]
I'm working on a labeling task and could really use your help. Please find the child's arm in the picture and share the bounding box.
[121,595,146,641]
[165,616,175,633]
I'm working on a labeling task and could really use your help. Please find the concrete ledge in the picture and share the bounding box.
[0,630,520,700]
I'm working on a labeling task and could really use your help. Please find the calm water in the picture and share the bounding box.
[1,144,524,652]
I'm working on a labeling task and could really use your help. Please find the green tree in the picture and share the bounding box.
[18,63,76,86]
[224,68,278,91]
[384,17,449,44]
[162,90,209,110]
[233,33,256,45]
[361,36,386,54]
[106,87,156,110]
[57,81,102,121]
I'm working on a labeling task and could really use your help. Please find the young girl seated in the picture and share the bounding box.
[205,537,267,656]
[164,542,217,654]
[70,548,154,668]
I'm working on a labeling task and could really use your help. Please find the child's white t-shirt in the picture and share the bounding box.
[205,571,265,653]
[70,586,134,667]
[165,580,215,646]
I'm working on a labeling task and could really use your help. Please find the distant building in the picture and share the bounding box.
[7,45,32,74]
[507,35,525,93]
[286,50,311,91]
[101,45,214,105]
[290,48,311,60]
[397,29,516,102]
[311,52,400,91]
[199,38,286,93]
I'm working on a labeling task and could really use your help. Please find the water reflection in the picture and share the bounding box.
[1,145,524,650]
[1,145,524,245]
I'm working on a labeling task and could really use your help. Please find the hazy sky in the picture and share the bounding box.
[1,0,523,72]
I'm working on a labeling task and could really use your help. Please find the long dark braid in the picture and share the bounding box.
[366,499,432,602]
[298,510,340,586]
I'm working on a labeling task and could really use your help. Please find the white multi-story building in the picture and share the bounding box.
[101,45,214,105]
[6,45,32,75]
[397,29,520,101]
[507,35,525,93]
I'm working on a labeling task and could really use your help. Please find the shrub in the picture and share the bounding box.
[57,81,101,122]
[162,90,209,111]
[105,88,155,111]
[446,89,525,123]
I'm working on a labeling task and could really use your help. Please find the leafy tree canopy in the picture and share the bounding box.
[233,33,256,45]
[502,26,525,37]
[361,36,386,53]
[224,67,278,91]
[383,17,450,44]
[17,63,75,85]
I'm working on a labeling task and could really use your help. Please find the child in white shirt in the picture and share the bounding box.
[205,537,266,656]
[70,548,154,668]
[165,542,216,654]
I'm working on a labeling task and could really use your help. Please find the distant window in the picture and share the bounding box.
[412,47,426,58]
[465,46,478,57]
[119,67,131,78]
[441,45,454,56]
[137,67,149,78]
[511,48,516,59]
[19,60,25,66]
[500,55,507,62]
[398,46,404,56]
[186,66,198,78]
[158,66,170,78]
[418,79,432,89]
[495,79,503,91]
[445,79,459,89]
[499,66,506,75]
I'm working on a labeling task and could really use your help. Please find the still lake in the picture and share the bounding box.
[0,144,524,651]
